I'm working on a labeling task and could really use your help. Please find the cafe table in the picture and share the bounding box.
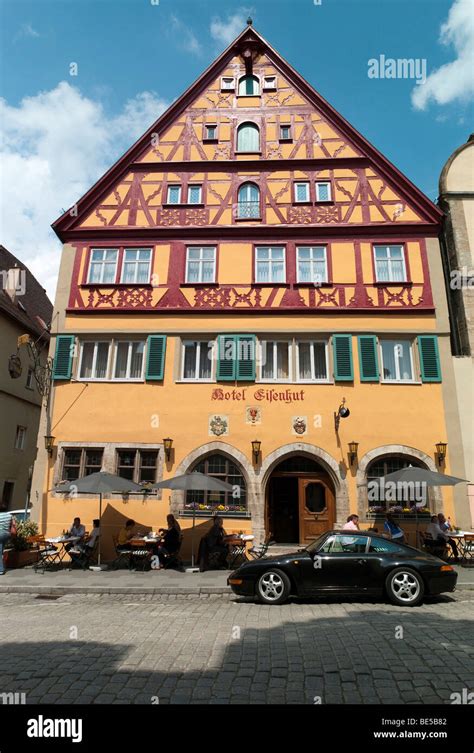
[226,534,254,569]
[447,531,474,562]
[45,535,81,561]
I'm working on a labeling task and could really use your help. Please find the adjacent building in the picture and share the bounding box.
[0,245,52,513]
[439,135,474,525]
[31,24,470,558]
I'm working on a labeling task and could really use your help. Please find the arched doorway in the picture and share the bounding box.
[266,456,336,545]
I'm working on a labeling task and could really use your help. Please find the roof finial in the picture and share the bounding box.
[247,16,253,26]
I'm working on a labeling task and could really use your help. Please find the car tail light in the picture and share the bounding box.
[440,565,454,572]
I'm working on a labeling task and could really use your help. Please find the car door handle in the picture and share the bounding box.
[357,559,367,565]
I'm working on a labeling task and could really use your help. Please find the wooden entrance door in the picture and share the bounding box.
[298,476,335,545]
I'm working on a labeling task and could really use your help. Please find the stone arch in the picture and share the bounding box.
[356,444,443,516]
[258,442,350,540]
[171,441,258,521]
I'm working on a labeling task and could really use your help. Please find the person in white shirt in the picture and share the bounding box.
[342,515,360,531]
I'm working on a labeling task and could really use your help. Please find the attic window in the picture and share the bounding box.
[263,76,277,91]
[221,77,235,91]
[204,124,218,142]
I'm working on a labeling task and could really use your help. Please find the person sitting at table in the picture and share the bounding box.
[117,519,136,550]
[69,520,100,561]
[425,516,452,559]
[65,517,86,551]
[197,515,229,572]
[437,513,459,561]
[152,514,182,563]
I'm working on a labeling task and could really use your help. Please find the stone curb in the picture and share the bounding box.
[0,583,472,595]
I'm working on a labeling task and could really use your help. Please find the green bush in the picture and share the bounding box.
[11,519,39,551]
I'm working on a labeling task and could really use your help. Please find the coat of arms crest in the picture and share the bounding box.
[209,415,229,437]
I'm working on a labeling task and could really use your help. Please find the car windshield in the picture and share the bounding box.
[304,533,331,554]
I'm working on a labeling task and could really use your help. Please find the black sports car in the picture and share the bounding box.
[228,530,457,606]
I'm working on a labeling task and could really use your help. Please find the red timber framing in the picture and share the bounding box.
[54,25,442,316]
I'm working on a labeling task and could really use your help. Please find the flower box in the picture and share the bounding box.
[179,508,251,519]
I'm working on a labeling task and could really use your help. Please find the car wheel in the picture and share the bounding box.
[385,567,425,607]
[257,569,291,605]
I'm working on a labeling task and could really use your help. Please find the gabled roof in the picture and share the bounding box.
[53,24,442,239]
[0,245,53,339]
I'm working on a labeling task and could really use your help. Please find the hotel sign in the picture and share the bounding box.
[211,388,305,404]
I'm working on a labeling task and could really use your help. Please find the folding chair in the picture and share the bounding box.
[69,538,100,570]
[249,533,275,560]
[33,536,62,573]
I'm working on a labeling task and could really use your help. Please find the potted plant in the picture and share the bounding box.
[4,520,40,568]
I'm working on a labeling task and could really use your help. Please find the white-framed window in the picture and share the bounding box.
[14,425,27,450]
[255,246,286,283]
[259,341,291,382]
[26,368,34,390]
[263,75,277,90]
[181,340,213,381]
[221,77,235,91]
[88,249,118,284]
[380,340,414,382]
[121,248,152,284]
[237,122,260,152]
[296,341,329,382]
[237,182,260,219]
[113,341,145,380]
[186,246,216,284]
[280,124,291,140]
[238,75,259,95]
[167,185,181,204]
[315,181,331,202]
[374,245,407,282]
[78,342,110,380]
[188,185,202,204]
[295,182,310,203]
[297,246,328,284]
[204,124,217,140]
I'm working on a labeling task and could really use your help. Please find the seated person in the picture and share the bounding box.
[438,513,459,560]
[153,514,182,562]
[197,515,229,572]
[117,519,136,550]
[69,519,100,560]
[425,516,450,556]
[65,517,86,551]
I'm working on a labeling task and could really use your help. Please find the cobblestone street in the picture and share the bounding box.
[0,591,472,705]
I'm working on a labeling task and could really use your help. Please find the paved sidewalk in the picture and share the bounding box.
[0,564,472,595]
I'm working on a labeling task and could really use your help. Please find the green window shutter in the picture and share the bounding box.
[358,335,379,382]
[217,335,236,381]
[146,335,167,380]
[236,335,256,381]
[333,335,353,381]
[52,335,74,380]
[418,336,441,382]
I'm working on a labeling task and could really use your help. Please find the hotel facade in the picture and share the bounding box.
[31,25,470,558]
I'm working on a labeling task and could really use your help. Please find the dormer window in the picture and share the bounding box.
[238,75,260,96]
[221,77,235,91]
[263,75,277,90]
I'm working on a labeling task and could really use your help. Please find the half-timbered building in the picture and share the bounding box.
[31,23,470,557]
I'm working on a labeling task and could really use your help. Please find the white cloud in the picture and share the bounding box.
[14,23,40,42]
[210,10,253,47]
[412,0,474,110]
[0,82,168,299]
[170,14,202,56]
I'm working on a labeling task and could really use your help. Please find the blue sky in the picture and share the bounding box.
[1,0,473,296]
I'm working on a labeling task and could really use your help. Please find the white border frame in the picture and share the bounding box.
[254,245,287,284]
